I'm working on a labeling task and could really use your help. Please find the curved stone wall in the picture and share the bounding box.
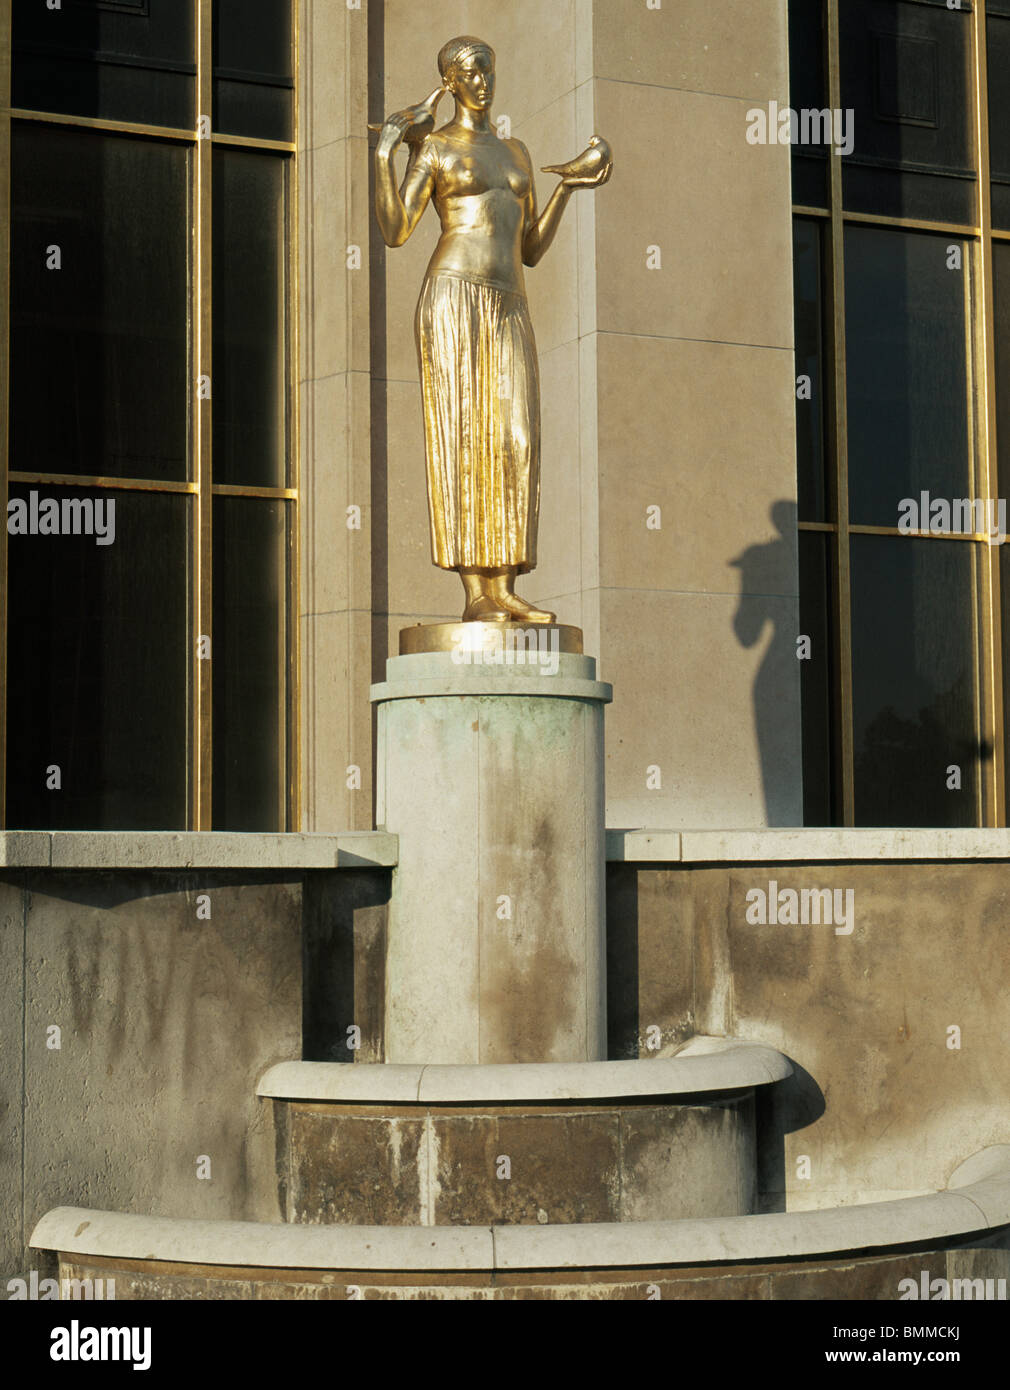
[277,1094,756,1225]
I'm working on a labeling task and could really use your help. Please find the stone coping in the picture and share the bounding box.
[256,1037,792,1103]
[371,674,613,704]
[0,831,399,870]
[5,827,1010,871]
[606,827,1010,863]
[30,1148,1010,1272]
[386,650,596,677]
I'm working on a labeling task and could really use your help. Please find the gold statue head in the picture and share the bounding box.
[438,36,496,111]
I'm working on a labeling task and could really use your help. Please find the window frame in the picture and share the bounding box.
[793,0,1005,827]
[0,0,301,831]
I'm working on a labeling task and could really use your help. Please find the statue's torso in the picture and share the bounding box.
[423,129,531,293]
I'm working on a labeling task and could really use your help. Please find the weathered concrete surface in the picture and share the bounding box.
[14,871,302,1283]
[606,861,1010,1208]
[50,1240,1010,1300]
[278,1095,756,1225]
[374,652,610,1065]
[0,880,25,1282]
[0,871,304,1282]
[1,865,394,1282]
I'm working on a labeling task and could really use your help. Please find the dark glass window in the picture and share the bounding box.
[988,15,1010,231]
[790,2,1001,829]
[212,148,287,488]
[994,243,1010,505]
[213,0,293,142]
[212,498,288,831]
[839,0,975,223]
[799,531,835,825]
[11,124,190,482]
[789,0,828,207]
[844,225,975,528]
[5,486,189,830]
[793,217,828,523]
[5,5,295,833]
[12,0,196,128]
[850,535,979,826]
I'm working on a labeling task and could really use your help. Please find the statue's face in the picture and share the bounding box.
[449,49,495,112]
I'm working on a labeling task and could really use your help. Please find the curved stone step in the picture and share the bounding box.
[258,1040,792,1225]
[257,1037,793,1104]
[30,1148,1010,1300]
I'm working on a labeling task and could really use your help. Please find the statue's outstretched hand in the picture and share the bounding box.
[542,136,613,189]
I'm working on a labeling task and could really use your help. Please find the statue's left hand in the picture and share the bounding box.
[542,136,613,189]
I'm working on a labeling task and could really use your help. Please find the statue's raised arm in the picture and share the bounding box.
[371,87,445,247]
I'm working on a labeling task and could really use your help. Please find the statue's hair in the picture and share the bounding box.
[438,35,495,85]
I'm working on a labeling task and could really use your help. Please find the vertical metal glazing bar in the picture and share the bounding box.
[0,0,11,828]
[973,2,1004,826]
[195,0,213,829]
[288,0,301,831]
[826,0,855,824]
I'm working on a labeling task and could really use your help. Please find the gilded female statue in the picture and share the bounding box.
[374,36,612,623]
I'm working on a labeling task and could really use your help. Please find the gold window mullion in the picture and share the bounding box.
[194,0,214,831]
[973,0,1005,827]
[288,0,301,832]
[826,0,856,826]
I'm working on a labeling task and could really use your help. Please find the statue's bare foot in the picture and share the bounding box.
[462,594,512,623]
[493,590,557,624]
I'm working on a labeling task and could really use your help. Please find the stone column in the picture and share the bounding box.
[297,0,374,832]
[372,640,612,1064]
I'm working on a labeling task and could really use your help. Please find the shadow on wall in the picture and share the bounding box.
[755,1057,826,1213]
[730,499,800,826]
[302,870,392,1064]
[1,869,300,911]
[606,864,639,1060]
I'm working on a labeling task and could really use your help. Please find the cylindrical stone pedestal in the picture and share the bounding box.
[371,632,612,1064]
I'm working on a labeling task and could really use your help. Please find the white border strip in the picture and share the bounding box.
[606,828,1010,863]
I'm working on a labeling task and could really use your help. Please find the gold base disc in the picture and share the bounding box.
[400,622,584,656]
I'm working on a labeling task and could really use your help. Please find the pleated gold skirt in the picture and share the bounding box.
[415,271,540,573]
